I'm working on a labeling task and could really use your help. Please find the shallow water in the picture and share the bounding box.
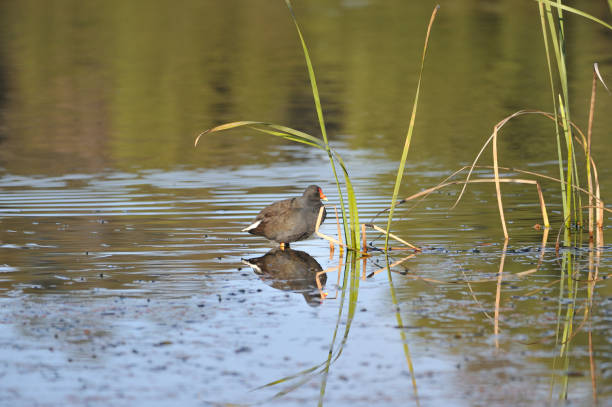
[1,1,612,406]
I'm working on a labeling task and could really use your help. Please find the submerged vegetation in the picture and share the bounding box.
[195,0,611,404]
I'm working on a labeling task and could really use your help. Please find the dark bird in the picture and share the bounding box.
[242,185,327,249]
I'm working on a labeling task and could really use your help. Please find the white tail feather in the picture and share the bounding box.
[241,259,261,273]
[242,219,262,232]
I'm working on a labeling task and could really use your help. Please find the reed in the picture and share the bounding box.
[195,3,365,402]
[537,0,611,246]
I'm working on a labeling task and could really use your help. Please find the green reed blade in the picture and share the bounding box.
[558,96,574,242]
[537,0,612,31]
[194,120,261,145]
[285,0,355,249]
[537,2,567,221]
[332,150,360,247]
[384,5,439,253]
[195,120,325,148]
[538,0,576,243]
[263,123,327,145]
[285,1,327,146]
[249,127,324,149]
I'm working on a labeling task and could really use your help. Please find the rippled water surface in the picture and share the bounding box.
[1,1,612,406]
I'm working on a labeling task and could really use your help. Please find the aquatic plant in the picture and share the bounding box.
[195,1,610,404]
[383,1,611,246]
[538,0,612,245]
[195,2,441,405]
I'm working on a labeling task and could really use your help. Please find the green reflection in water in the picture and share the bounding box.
[1,0,611,179]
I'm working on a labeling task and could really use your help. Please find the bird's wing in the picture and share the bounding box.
[255,197,296,222]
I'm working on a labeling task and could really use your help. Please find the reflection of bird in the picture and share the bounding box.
[242,185,327,249]
[242,248,326,307]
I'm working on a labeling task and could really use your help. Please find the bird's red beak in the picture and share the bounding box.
[319,188,328,201]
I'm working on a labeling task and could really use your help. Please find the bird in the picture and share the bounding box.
[242,185,327,249]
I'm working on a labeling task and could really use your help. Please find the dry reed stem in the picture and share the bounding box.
[399,163,606,246]
[371,120,604,241]
[403,177,550,228]
[452,164,601,203]
[315,205,347,251]
[587,67,597,240]
[583,205,612,214]
[492,122,507,239]
[447,109,606,240]
[557,113,604,244]
[367,165,470,223]
[366,224,420,250]
[494,240,509,349]
[453,110,530,210]
[529,112,606,242]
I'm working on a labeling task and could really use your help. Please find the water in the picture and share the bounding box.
[1,1,612,406]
